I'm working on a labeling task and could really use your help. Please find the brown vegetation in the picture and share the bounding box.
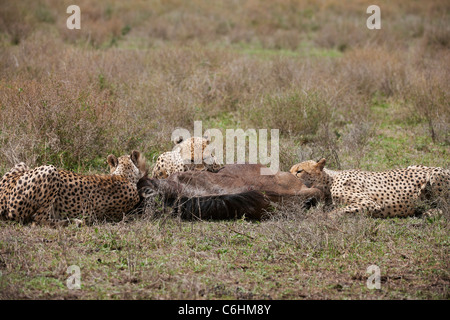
[0,0,449,299]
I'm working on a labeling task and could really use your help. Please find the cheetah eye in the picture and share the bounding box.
[296,169,304,174]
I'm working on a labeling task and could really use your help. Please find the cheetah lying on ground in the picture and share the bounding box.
[0,151,147,226]
[290,159,449,217]
[152,136,222,179]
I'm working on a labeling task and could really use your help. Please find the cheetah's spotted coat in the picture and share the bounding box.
[290,159,449,217]
[0,151,147,226]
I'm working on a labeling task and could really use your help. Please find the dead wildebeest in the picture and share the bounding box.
[136,164,323,220]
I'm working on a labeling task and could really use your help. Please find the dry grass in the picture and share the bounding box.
[0,202,448,299]
[0,0,449,299]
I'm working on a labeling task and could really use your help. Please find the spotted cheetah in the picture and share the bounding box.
[152,136,222,179]
[0,151,147,226]
[290,159,449,218]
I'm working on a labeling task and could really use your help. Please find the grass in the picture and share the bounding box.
[0,0,449,299]
[1,211,448,299]
[227,41,343,59]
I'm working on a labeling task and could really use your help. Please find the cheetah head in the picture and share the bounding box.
[289,158,327,189]
[172,135,221,171]
[107,150,148,185]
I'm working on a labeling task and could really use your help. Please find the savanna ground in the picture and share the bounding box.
[0,0,449,300]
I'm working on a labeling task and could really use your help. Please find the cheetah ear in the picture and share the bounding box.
[130,150,140,167]
[203,133,211,144]
[107,154,118,169]
[316,158,326,171]
[289,164,299,175]
[173,136,184,145]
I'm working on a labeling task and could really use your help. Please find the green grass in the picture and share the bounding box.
[228,41,343,59]
[0,0,449,300]
[1,212,448,299]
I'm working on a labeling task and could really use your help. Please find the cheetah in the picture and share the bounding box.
[151,136,222,179]
[290,159,449,218]
[0,151,147,226]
